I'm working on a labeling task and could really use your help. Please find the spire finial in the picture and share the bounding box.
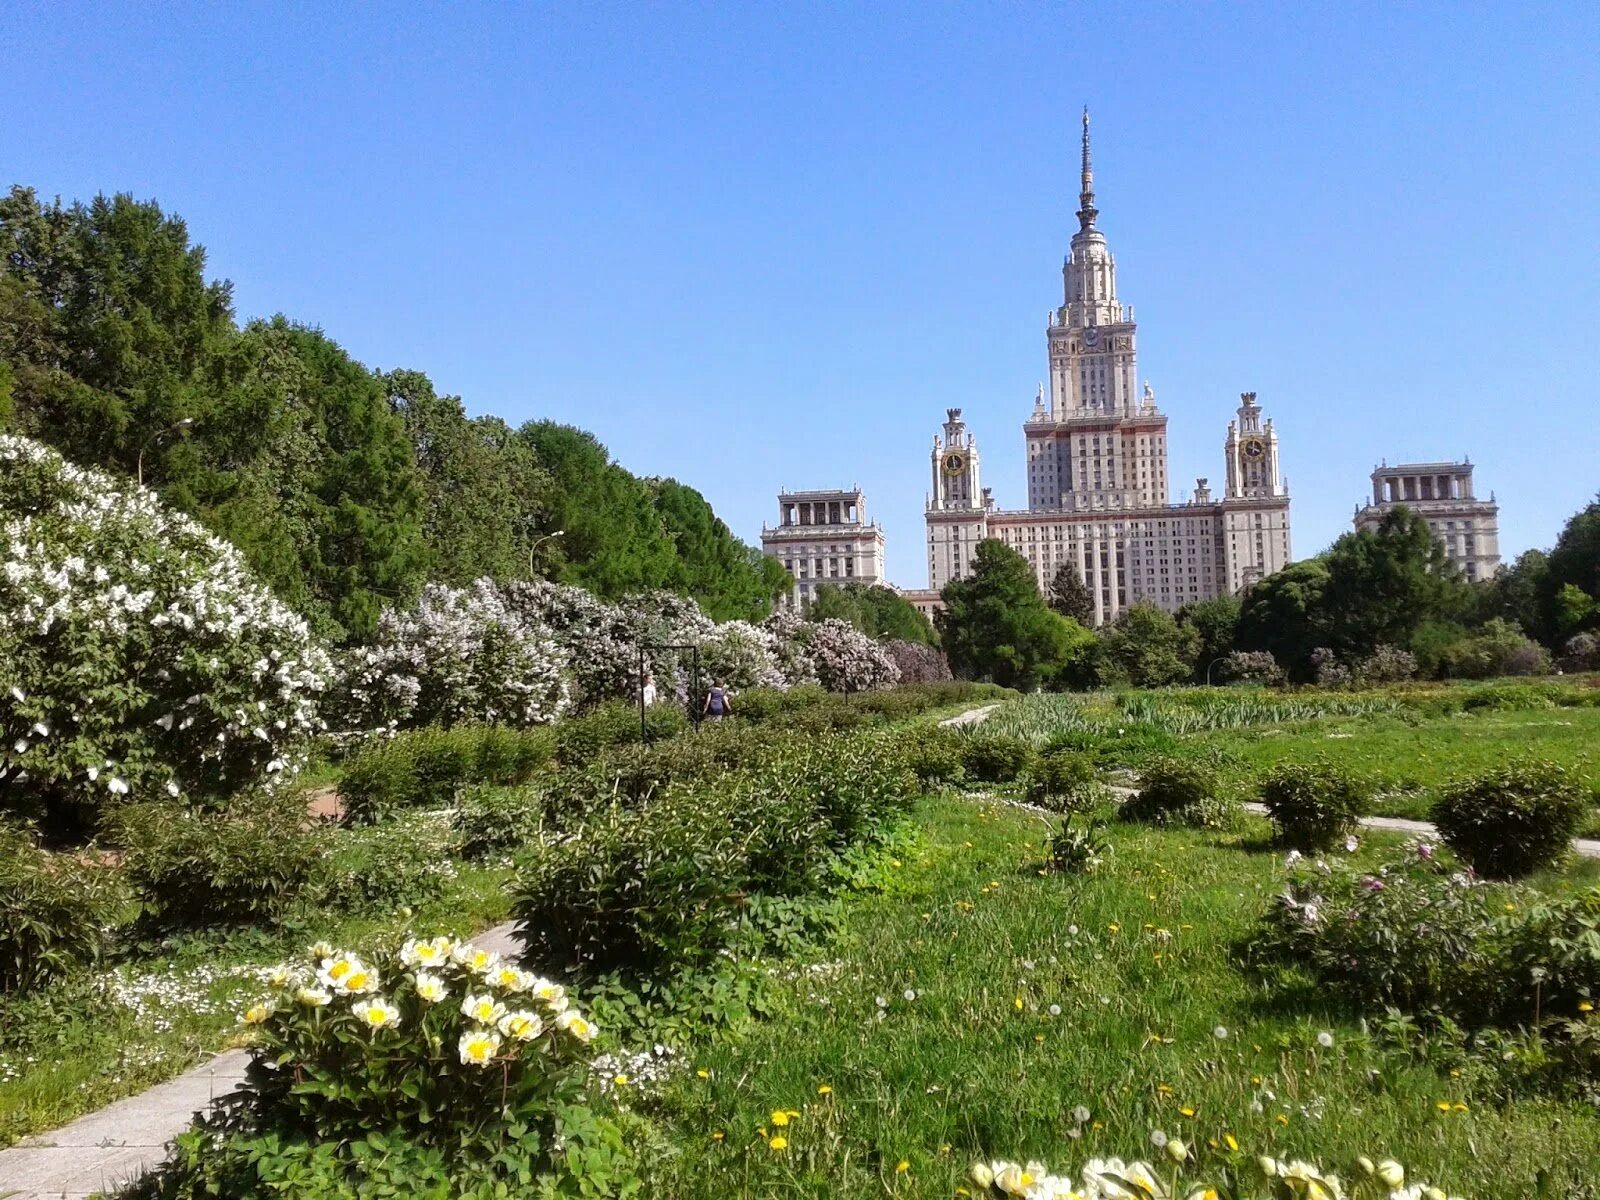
[1077,106,1098,232]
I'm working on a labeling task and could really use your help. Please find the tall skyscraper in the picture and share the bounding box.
[920,111,1292,625]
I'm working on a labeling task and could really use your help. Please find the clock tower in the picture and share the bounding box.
[926,408,989,588]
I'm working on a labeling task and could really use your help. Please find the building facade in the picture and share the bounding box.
[924,112,1292,625]
[1352,461,1500,581]
[762,487,886,609]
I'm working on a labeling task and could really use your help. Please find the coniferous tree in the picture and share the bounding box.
[1046,561,1094,625]
[938,540,1093,689]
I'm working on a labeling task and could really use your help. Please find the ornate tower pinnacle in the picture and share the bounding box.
[1077,106,1098,232]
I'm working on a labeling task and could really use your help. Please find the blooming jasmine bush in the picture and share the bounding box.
[0,436,334,839]
[333,579,571,731]
[696,619,786,692]
[137,936,633,1197]
[505,579,640,707]
[1429,759,1590,879]
[799,617,900,693]
[1259,760,1373,852]
[0,821,128,992]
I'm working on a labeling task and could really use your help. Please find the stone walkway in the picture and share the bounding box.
[0,922,522,1200]
[939,703,1000,728]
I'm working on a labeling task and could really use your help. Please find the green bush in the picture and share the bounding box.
[959,734,1037,784]
[513,732,915,979]
[1023,752,1101,813]
[322,811,463,912]
[1120,758,1234,829]
[895,727,967,789]
[340,725,554,823]
[454,784,546,860]
[1248,848,1510,1016]
[1498,886,1600,1025]
[1259,761,1372,852]
[554,699,687,765]
[0,822,129,993]
[113,798,328,927]
[130,934,635,1198]
[1431,760,1591,879]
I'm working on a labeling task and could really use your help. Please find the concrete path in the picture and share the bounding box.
[0,921,523,1200]
[939,704,1000,728]
[1236,802,1600,859]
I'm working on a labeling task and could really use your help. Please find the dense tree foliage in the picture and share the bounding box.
[1319,508,1472,656]
[1046,562,1094,625]
[1176,595,1240,683]
[1,185,780,636]
[1235,558,1333,680]
[938,541,1093,690]
[1096,601,1201,688]
[808,583,938,646]
[1544,496,1600,638]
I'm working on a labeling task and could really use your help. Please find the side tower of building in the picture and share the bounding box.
[1353,461,1500,581]
[925,409,990,590]
[1219,392,1293,593]
[761,487,886,609]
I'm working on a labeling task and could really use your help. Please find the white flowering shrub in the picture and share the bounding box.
[763,610,820,687]
[0,436,334,838]
[697,619,785,691]
[332,579,571,730]
[147,935,633,1195]
[816,617,901,691]
[505,579,638,706]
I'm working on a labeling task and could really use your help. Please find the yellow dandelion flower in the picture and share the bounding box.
[817,1083,832,1095]
[770,1110,790,1127]
[1179,1106,1196,1117]
[1225,1133,1240,1152]
[896,1160,910,1173]
[769,1135,788,1152]
[1451,1102,1468,1112]
[1274,1113,1289,1126]
[1014,996,1025,1011]
[1580,1001,1595,1013]
[940,1144,952,1155]
[1108,922,1121,932]
[697,1068,710,1078]
[613,1074,628,1085]
[1157,1083,1173,1095]
[1435,1101,1451,1112]
[711,1131,724,1142]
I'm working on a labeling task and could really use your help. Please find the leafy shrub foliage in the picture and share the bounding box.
[1213,650,1283,686]
[1046,817,1113,875]
[1259,761,1372,852]
[113,798,328,927]
[895,726,967,788]
[134,935,633,1198]
[554,700,686,766]
[339,724,554,823]
[0,436,334,841]
[1431,760,1590,879]
[513,731,916,979]
[322,811,464,912]
[1250,846,1510,1015]
[1120,758,1234,829]
[1352,643,1418,685]
[0,822,128,993]
[1023,752,1102,813]
[454,784,546,861]
[959,734,1038,784]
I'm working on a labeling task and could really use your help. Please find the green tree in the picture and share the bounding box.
[1046,561,1094,625]
[1481,548,1550,643]
[937,540,1093,689]
[1236,558,1333,681]
[383,369,549,586]
[808,583,938,646]
[1544,496,1600,636]
[1177,595,1241,683]
[651,478,786,620]
[1320,507,1471,658]
[1096,601,1201,687]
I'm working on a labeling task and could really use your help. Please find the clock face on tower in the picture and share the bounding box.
[1242,437,1267,462]
[1083,326,1101,348]
[942,451,967,475]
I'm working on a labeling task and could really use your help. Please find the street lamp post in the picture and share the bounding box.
[136,418,194,488]
[528,530,565,576]
[1205,655,1230,687]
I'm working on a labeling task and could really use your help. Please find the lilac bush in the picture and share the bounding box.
[0,436,334,833]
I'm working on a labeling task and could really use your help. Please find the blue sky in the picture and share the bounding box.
[5,2,1598,587]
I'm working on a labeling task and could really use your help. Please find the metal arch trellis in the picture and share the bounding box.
[636,641,701,746]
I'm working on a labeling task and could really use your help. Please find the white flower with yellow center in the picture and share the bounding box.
[241,1003,274,1025]
[458,1028,502,1067]
[462,992,507,1026]
[498,1010,544,1041]
[488,964,533,993]
[316,953,365,990]
[309,941,336,961]
[295,986,331,1008]
[267,965,293,989]
[354,997,402,1032]
[401,936,453,968]
[451,942,500,976]
[414,972,448,1004]
[554,1008,597,1043]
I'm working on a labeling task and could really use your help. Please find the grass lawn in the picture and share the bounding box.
[0,862,517,1147]
[644,792,1600,1199]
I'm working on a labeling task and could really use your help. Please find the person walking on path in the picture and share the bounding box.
[703,681,732,721]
